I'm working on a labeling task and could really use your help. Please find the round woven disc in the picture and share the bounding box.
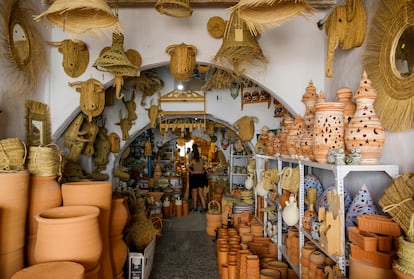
[207,16,226,39]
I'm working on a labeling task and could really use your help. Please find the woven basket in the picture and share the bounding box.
[155,0,192,18]
[27,144,64,177]
[0,138,26,171]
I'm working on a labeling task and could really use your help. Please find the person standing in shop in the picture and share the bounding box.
[187,144,207,212]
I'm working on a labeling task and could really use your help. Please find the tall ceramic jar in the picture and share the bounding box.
[61,181,113,279]
[312,101,345,164]
[336,87,356,129]
[279,114,294,158]
[26,175,62,266]
[345,71,385,164]
[301,81,319,161]
[0,170,29,279]
[34,205,102,273]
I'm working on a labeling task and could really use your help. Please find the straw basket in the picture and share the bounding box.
[0,138,26,171]
[206,200,222,236]
[28,145,64,177]
[155,0,192,18]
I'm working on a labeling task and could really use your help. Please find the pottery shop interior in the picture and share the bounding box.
[1,0,414,278]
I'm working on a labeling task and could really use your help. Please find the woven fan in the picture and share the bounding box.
[214,11,267,75]
[229,0,313,36]
[33,0,120,36]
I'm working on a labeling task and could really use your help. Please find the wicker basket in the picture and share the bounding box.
[0,138,26,171]
[155,0,192,18]
[28,144,64,176]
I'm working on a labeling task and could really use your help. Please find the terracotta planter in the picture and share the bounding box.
[10,261,84,279]
[26,175,62,265]
[62,181,113,279]
[0,170,29,279]
[34,205,102,272]
[312,101,345,164]
[349,256,395,279]
[109,234,128,277]
[110,196,129,237]
[260,268,281,279]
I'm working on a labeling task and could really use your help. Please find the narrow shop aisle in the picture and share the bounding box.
[150,211,221,279]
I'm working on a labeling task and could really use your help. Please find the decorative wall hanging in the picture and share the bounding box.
[47,39,89,78]
[94,126,111,166]
[230,81,241,99]
[0,0,46,97]
[201,68,245,91]
[241,81,271,110]
[155,0,192,18]
[80,119,99,156]
[115,109,133,141]
[64,113,88,162]
[33,0,120,36]
[165,43,197,81]
[123,91,137,121]
[214,11,267,75]
[321,0,366,77]
[363,0,414,131]
[233,115,258,141]
[93,32,141,100]
[229,0,313,36]
[128,70,164,106]
[69,78,105,122]
[25,100,51,147]
[207,16,226,39]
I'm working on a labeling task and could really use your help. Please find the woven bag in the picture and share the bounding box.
[0,138,26,171]
[28,144,64,177]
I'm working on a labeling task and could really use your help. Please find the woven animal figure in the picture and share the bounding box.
[64,113,88,162]
[322,0,366,77]
[166,43,197,81]
[115,110,132,141]
[146,104,160,129]
[48,39,89,78]
[68,78,105,122]
[280,166,300,194]
[123,91,137,121]
[80,119,99,156]
[208,142,218,163]
[108,132,120,153]
[233,116,258,141]
[94,127,111,166]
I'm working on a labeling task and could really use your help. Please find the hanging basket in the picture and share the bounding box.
[155,0,192,18]
[0,138,26,172]
[27,144,64,177]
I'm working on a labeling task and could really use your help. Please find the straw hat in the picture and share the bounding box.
[155,0,192,18]
[207,16,226,39]
[34,0,120,35]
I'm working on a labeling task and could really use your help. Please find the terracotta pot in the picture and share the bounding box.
[110,196,129,237]
[10,261,84,279]
[260,268,281,279]
[182,200,189,216]
[312,101,345,164]
[109,234,128,277]
[26,175,62,265]
[228,262,237,279]
[34,205,102,272]
[61,181,113,279]
[336,87,356,129]
[0,170,29,279]
[266,260,288,279]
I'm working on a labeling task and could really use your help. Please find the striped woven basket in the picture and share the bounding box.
[27,144,64,177]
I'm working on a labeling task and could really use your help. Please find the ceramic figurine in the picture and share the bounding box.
[334,148,345,165]
[282,194,299,226]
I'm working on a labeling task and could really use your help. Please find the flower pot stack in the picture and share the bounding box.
[348,214,401,279]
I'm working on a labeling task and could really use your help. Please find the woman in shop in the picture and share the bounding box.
[187,144,207,212]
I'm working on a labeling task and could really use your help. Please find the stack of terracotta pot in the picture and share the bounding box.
[285,227,300,267]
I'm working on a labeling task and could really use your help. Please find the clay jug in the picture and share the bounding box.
[313,101,345,164]
[345,71,385,164]
[34,205,102,273]
[0,170,29,279]
[26,175,62,265]
[61,181,113,279]
[282,194,299,226]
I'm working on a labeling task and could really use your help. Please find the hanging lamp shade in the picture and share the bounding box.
[155,0,192,18]
[33,0,121,35]
[213,11,267,75]
[229,0,313,36]
[93,32,139,77]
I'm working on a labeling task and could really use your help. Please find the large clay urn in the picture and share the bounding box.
[61,181,113,279]
[26,175,62,265]
[345,71,385,164]
[0,170,29,279]
[34,205,102,273]
[313,101,345,164]
[301,81,319,161]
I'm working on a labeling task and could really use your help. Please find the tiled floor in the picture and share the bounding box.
[150,210,221,279]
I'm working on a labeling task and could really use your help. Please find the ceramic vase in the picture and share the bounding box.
[61,181,113,279]
[286,115,303,159]
[336,87,356,129]
[301,81,318,161]
[313,101,345,164]
[34,205,102,273]
[345,71,385,164]
[279,114,294,158]
[0,170,29,279]
[26,175,62,266]
[302,204,317,232]
[109,235,128,278]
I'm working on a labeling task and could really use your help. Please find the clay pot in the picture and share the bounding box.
[336,87,356,129]
[34,205,102,272]
[109,234,128,277]
[110,196,129,237]
[266,261,288,279]
[61,181,113,279]
[260,268,281,279]
[11,261,84,279]
[182,200,190,216]
[0,170,29,279]
[312,101,345,164]
[228,262,237,279]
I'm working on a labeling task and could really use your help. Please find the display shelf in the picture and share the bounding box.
[254,154,400,278]
[229,146,250,191]
[279,245,299,275]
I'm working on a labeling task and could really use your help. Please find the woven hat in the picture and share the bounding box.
[155,0,192,18]
[207,16,226,38]
[34,0,120,35]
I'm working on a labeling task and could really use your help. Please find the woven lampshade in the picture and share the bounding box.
[155,0,192,18]
[214,11,267,75]
[93,32,139,77]
[33,0,120,35]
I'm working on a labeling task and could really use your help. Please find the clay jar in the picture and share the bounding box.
[313,101,345,164]
[26,175,62,265]
[34,205,102,272]
[61,181,113,279]
[0,170,29,279]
